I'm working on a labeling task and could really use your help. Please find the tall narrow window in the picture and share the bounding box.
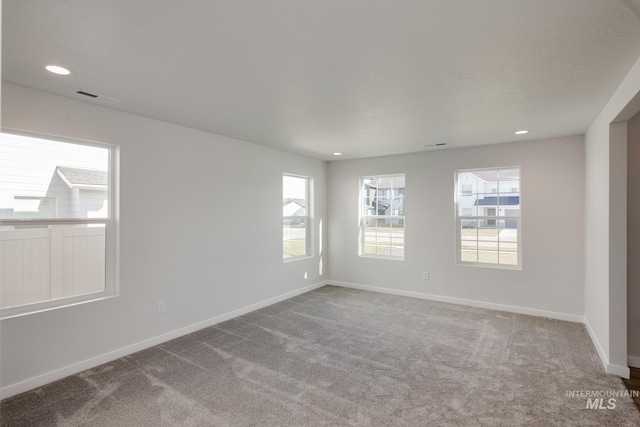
[283,174,311,260]
[0,132,118,318]
[456,167,521,268]
[359,175,405,259]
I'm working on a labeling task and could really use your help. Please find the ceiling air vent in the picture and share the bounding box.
[73,90,122,104]
[424,142,448,150]
[76,90,98,98]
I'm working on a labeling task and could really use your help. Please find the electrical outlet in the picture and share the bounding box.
[157,300,166,314]
[423,272,430,281]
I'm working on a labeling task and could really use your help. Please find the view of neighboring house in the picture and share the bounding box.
[362,176,405,217]
[52,166,108,219]
[283,198,305,217]
[283,198,306,227]
[457,170,520,228]
[9,166,108,219]
[0,133,108,220]
[0,134,110,309]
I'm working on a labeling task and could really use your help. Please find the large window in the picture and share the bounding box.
[283,174,311,260]
[456,167,520,268]
[0,131,118,318]
[359,175,405,259]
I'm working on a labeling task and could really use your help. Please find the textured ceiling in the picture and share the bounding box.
[3,0,640,160]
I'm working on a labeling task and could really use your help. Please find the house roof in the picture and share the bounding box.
[283,198,306,208]
[475,196,520,206]
[57,166,108,187]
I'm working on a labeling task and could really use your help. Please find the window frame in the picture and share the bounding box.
[358,174,405,261]
[0,129,119,319]
[282,173,312,261]
[455,166,522,270]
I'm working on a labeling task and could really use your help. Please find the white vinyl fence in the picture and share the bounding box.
[0,226,105,309]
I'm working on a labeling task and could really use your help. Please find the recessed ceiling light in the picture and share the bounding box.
[333,152,343,156]
[45,65,71,75]
[515,130,529,135]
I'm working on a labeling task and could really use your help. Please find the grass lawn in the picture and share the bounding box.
[364,226,405,233]
[461,248,517,265]
[283,239,306,258]
[363,245,392,255]
[461,227,517,265]
[461,228,502,237]
[362,244,405,257]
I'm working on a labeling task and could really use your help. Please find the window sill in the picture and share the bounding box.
[283,255,313,263]
[456,262,522,271]
[0,291,117,320]
[359,254,405,261]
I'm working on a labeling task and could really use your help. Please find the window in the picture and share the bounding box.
[456,167,520,268]
[283,174,311,260]
[359,174,405,259]
[0,131,118,318]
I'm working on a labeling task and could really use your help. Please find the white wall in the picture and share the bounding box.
[0,83,328,394]
[327,137,585,319]
[628,110,640,365]
[585,55,640,377]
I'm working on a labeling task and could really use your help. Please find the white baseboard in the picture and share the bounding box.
[583,318,609,374]
[607,363,631,378]
[0,280,328,400]
[328,281,584,323]
[583,318,630,379]
[3,279,630,399]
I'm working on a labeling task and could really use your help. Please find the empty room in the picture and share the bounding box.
[1,1,640,426]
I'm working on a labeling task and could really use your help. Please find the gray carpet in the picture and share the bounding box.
[2,285,639,426]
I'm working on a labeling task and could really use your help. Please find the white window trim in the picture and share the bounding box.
[0,129,119,319]
[359,174,405,261]
[282,173,312,262]
[454,166,522,270]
